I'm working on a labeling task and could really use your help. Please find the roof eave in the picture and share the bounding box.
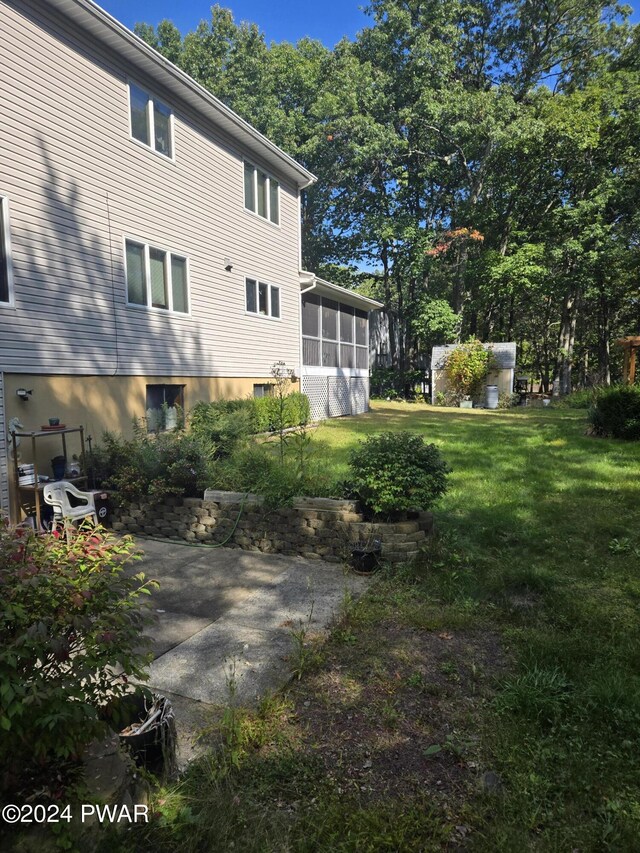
[299,273,383,311]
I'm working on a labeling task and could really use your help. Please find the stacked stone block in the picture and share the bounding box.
[111,491,434,564]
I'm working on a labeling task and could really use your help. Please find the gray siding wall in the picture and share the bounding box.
[0,0,301,377]
[0,373,8,515]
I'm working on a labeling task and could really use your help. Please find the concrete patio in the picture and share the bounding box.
[132,537,370,759]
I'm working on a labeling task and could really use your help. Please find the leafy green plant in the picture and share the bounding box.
[0,521,156,791]
[92,427,216,506]
[495,665,572,723]
[444,339,495,399]
[560,386,605,409]
[188,398,259,453]
[347,432,450,518]
[498,392,520,408]
[434,389,462,407]
[588,385,640,440]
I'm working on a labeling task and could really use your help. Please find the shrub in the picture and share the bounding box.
[347,432,450,518]
[91,427,216,506]
[434,390,462,407]
[0,522,156,789]
[253,392,310,432]
[444,339,494,399]
[189,399,259,452]
[561,386,605,409]
[588,385,640,440]
[211,439,338,508]
[498,392,520,409]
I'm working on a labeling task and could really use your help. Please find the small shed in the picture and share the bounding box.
[431,342,516,404]
[617,336,640,385]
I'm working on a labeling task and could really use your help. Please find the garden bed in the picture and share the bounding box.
[111,492,434,564]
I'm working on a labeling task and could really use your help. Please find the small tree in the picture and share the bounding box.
[270,360,296,463]
[444,339,494,400]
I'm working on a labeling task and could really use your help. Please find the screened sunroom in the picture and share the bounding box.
[299,273,382,420]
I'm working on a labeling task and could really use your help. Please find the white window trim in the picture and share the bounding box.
[127,81,176,163]
[243,161,281,227]
[124,236,190,316]
[244,276,282,321]
[0,196,15,308]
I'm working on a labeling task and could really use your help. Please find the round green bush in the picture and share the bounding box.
[588,385,640,440]
[347,432,450,517]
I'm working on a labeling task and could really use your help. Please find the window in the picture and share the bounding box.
[0,197,12,305]
[243,162,280,224]
[125,239,188,314]
[302,296,369,370]
[146,384,184,432]
[322,298,338,341]
[355,308,369,369]
[129,83,173,158]
[245,277,281,318]
[253,383,272,398]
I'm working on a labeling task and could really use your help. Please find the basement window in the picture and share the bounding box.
[146,384,184,432]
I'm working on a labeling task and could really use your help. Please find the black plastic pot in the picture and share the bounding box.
[350,542,382,575]
[109,690,177,776]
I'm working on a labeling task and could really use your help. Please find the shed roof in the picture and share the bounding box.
[431,342,516,370]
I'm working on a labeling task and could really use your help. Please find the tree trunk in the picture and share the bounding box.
[598,291,611,386]
[553,289,579,397]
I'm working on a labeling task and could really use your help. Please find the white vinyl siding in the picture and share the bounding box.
[0,0,301,378]
[129,82,173,158]
[125,239,188,314]
[0,197,13,305]
[244,161,280,225]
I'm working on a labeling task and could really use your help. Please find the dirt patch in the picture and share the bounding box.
[276,621,508,807]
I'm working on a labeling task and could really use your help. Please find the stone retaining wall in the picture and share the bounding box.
[111,491,434,564]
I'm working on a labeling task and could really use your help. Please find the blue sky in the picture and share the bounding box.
[99,0,370,47]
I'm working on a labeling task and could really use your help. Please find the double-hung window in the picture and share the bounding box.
[129,83,173,158]
[125,239,188,314]
[244,162,280,224]
[0,197,12,305]
[245,278,280,318]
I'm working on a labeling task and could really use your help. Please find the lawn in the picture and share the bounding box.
[114,402,640,852]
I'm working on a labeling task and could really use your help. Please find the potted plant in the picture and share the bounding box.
[350,537,382,575]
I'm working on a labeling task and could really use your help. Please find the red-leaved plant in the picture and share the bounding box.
[0,520,157,791]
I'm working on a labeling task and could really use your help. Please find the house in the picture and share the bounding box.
[0,0,380,520]
[430,342,516,404]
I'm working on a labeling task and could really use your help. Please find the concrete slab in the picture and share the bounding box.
[148,624,293,704]
[131,536,372,755]
[147,610,211,658]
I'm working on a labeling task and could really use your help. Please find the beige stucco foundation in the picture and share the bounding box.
[5,372,300,520]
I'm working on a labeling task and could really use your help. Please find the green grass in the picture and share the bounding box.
[111,402,640,852]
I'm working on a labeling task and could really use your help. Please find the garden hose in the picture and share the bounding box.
[132,492,250,549]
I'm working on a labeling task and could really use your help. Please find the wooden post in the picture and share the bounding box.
[630,345,637,386]
[623,345,630,383]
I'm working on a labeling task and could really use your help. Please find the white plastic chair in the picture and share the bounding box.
[43,481,97,540]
